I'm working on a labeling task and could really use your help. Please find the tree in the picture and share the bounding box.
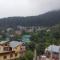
[20,50,33,60]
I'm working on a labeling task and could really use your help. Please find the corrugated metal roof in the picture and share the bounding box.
[9,41,24,48]
[46,45,60,53]
[0,40,9,44]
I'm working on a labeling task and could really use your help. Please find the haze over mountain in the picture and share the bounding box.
[0,0,60,18]
[0,10,60,29]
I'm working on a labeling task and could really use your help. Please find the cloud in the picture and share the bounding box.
[0,0,60,18]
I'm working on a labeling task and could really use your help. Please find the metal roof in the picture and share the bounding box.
[0,40,9,44]
[45,45,60,53]
[9,41,24,48]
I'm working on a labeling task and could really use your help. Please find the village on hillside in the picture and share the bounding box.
[0,25,60,60]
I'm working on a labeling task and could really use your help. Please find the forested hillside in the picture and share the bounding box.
[0,10,60,29]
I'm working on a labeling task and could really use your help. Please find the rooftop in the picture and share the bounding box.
[0,40,25,48]
[9,41,24,48]
[45,45,60,53]
[0,40,9,44]
[22,35,31,43]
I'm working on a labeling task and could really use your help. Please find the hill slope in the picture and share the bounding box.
[0,10,60,29]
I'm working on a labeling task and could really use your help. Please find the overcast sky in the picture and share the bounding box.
[0,0,60,18]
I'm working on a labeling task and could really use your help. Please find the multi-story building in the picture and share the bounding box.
[45,45,60,60]
[0,41,26,60]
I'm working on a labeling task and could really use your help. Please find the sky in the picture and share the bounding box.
[0,0,60,18]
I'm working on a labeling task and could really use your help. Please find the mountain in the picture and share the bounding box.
[0,10,60,29]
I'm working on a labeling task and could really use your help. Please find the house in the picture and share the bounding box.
[10,41,26,56]
[15,30,22,36]
[0,40,26,60]
[45,45,60,60]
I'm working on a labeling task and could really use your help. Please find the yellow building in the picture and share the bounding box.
[0,41,26,60]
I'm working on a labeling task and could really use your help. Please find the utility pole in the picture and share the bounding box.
[59,46,60,60]
[33,49,37,60]
[50,46,52,60]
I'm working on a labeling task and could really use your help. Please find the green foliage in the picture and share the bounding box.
[23,32,30,35]
[26,42,35,51]
[15,35,22,40]
[0,11,60,29]
[20,50,33,60]
[36,43,45,55]
[31,27,60,55]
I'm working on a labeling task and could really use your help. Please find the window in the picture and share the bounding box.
[4,56,7,59]
[20,48,22,50]
[9,47,12,51]
[10,54,13,57]
[4,47,12,51]
[5,44,8,46]
[4,47,8,51]
[15,53,17,56]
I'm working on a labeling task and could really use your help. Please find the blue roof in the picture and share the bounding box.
[22,35,31,38]
[22,35,31,43]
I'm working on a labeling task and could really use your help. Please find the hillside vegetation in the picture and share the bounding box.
[0,10,60,29]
